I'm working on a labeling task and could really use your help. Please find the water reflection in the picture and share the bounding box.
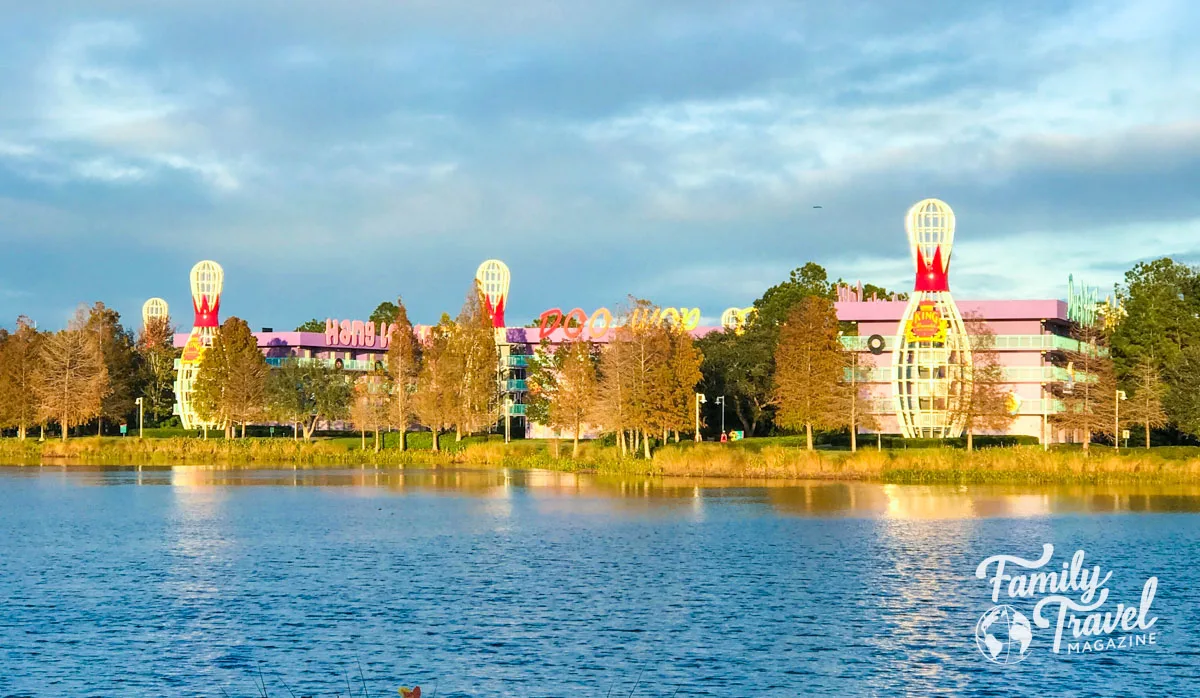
[9,465,1200,518]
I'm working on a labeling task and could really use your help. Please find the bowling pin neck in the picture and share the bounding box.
[913,246,950,293]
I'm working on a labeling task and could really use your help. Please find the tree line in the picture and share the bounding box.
[188,284,502,451]
[2,257,1196,449]
[0,303,176,441]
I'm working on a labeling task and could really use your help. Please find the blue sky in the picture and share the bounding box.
[1,0,1198,330]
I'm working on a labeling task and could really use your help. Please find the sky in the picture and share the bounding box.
[1,0,1198,331]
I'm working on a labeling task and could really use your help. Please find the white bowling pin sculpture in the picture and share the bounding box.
[142,297,169,333]
[891,199,972,439]
[475,259,511,329]
[175,260,225,431]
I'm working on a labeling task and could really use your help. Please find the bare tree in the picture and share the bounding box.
[1123,354,1168,449]
[542,340,600,458]
[448,284,500,441]
[1052,325,1118,451]
[386,298,420,451]
[0,317,45,439]
[953,318,1016,451]
[35,309,109,441]
[414,315,457,452]
[349,370,391,452]
[835,349,881,452]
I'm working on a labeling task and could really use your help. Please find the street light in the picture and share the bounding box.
[1115,390,1126,453]
[694,393,706,442]
[134,397,144,439]
[504,397,512,444]
[715,396,726,436]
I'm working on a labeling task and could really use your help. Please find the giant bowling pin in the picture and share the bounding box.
[891,199,972,439]
[142,297,169,334]
[475,259,511,329]
[175,260,225,430]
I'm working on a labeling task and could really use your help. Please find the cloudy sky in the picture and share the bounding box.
[1,0,1198,330]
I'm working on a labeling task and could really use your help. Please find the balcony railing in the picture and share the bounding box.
[850,365,1095,384]
[507,355,530,367]
[263,357,378,371]
[506,379,528,392]
[866,398,1066,415]
[841,334,1108,356]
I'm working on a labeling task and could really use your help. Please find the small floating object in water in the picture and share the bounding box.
[399,687,421,698]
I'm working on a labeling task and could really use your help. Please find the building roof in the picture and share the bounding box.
[834,299,1068,322]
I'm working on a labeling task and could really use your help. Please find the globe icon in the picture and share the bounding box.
[975,605,1032,665]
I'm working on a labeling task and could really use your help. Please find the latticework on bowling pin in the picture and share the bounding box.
[892,199,973,439]
[176,260,225,431]
[475,259,511,329]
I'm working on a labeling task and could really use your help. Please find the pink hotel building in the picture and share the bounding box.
[836,298,1077,443]
[182,295,1079,444]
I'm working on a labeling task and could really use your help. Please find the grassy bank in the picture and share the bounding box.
[2,435,1200,484]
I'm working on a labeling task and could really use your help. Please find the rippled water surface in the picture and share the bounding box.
[2,466,1199,696]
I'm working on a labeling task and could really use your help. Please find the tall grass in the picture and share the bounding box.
[2,436,1199,484]
[651,443,1200,483]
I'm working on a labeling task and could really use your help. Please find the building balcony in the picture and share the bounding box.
[841,334,1108,355]
[851,365,1094,384]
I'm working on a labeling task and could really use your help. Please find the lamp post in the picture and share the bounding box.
[504,397,512,444]
[715,396,725,436]
[1115,390,1126,453]
[134,397,144,439]
[694,393,706,442]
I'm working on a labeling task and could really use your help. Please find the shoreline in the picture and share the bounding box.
[2,437,1200,484]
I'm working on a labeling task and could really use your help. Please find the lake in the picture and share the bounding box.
[1,466,1198,696]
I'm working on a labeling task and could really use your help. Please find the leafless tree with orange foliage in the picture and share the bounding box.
[772,297,845,450]
[951,316,1016,451]
[35,308,109,441]
[386,298,420,451]
[0,317,45,439]
[414,314,457,452]
[1052,324,1118,450]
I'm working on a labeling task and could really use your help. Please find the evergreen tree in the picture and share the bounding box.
[1167,346,1200,440]
[295,319,325,332]
[369,301,400,329]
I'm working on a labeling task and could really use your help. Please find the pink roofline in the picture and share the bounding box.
[835,299,1067,322]
[172,299,1069,349]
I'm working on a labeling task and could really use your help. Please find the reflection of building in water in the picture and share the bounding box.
[767,482,1068,519]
